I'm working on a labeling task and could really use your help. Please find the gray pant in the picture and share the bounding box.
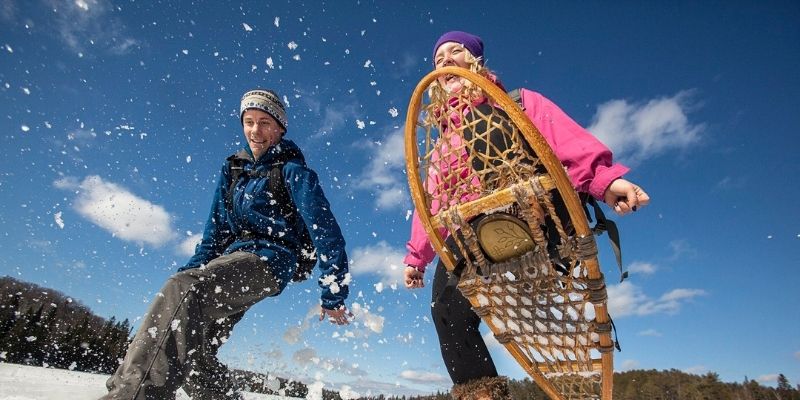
[102,252,283,400]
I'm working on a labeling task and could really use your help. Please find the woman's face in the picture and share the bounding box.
[434,42,469,91]
[242,109,283,159]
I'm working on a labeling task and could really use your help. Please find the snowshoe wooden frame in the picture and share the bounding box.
[404,67,614,400]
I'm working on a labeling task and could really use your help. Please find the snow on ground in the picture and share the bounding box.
[0,363,298,400]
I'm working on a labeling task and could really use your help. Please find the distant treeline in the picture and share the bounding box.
[355,370,800,400]
[0,276,315,397]
[356,369,800,399]
[0,275,130,373]
[2,276,798,400]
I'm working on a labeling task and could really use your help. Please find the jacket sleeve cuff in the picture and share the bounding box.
[588,164,630,200]
[403,254,427,272]
[406,263,426,273]
[321,298,345,310]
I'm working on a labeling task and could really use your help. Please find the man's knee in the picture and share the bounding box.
[171,268,203,286]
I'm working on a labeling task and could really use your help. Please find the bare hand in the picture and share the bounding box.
[404,266,425,289]
[603,179,650,216]
[319,306,353,326]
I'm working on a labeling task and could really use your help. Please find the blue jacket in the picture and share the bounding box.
[183,139,349,309]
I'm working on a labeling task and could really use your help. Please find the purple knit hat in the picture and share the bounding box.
[432,31,484,64]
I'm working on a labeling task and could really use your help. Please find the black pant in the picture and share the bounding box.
[431,261,498,385]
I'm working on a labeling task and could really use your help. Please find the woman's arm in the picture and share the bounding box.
[521,90,630,200]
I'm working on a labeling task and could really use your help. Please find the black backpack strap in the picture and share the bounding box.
[265,146,305,219]
[225,149,251,215]
[507,88,523,109]
[582,194,626,282]
[267,162,295,219]
[265,152,317,282]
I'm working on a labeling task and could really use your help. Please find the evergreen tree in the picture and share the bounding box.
[4,305,41,363]
[0,293,21,356]
[776,374,797,400]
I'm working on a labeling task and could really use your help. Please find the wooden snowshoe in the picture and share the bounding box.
[404,66,616,400]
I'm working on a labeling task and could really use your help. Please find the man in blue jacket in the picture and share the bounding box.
[102,89,352,400]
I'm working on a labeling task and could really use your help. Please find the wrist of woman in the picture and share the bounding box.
[406,264,426,273]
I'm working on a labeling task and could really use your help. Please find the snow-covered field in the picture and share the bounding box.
[0,363,297,400]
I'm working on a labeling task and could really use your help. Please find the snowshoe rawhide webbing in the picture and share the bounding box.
[404,67,616,400]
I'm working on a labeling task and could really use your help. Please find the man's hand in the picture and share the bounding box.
[603,178,650,216]
[319,306,353,326]
[404,266,425,289]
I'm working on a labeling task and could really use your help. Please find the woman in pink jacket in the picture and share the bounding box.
[403,31,650,399]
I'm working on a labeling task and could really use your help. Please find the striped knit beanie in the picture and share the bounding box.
[239,89,288,131]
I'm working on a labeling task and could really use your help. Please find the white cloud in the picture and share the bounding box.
[354,129,409,210]
[619,359,640,371]
[350,302,384,334]
[349,241,406,287]
[668,239,697,261]
[109,37,139,55]
[291,347,367,377]
[482,331,505,351]
[607,281,706,317]
[0,2,17,22]
[399,370,449,384]
[66,129,97,143]
[54,175,176,246]
[283,306,319,345]
[588,90,704,166]
[637,329,662,337]
[660,288,706,302]
[303,97,359,138]
[714,175,749,192]
[177,234,202,256]
[756,374,780,385]
[292,347,318,366]
[684,365,709,375]
[607,281,648,317]
[44,0,139,55]
[627,261,657,275]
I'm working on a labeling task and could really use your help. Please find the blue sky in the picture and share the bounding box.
[1,0,798,397]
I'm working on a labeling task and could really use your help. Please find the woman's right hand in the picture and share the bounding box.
[404,266,425,289]
[603,178,650,216]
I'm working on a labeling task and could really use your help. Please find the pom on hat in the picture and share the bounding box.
[240,89,287,131]
[433,31,484,64]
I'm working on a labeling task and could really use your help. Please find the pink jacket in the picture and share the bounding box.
[403,89,629,270]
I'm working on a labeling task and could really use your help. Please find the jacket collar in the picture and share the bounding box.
[230,139,304,166]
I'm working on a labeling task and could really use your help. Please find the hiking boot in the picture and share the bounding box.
[451,376,511,400]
